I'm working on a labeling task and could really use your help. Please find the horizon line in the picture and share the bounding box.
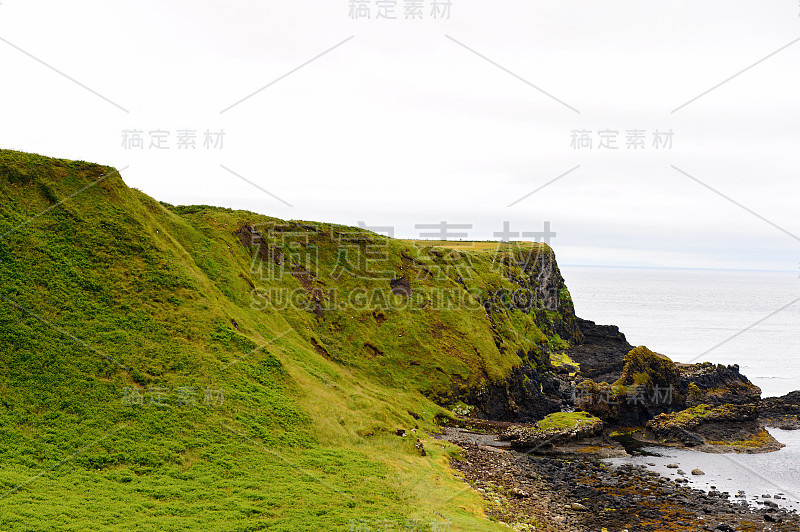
[561,264,796,274]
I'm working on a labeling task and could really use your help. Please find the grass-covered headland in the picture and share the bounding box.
[0,150,584,531]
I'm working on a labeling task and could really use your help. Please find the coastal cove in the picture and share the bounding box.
[441,264,800,530]
[605,427,800,511]
[567,266,800,509]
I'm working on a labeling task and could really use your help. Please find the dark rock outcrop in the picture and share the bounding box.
[759,390,800,429]
[389,274,412,296]
[679,362,762,406]
[499,413,603,449]
[566,318,633,383]
[457,353,562,422]
[572,346,684,426]
[646,403,782,452]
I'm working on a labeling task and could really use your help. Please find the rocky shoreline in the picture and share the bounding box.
[441,428,800,532]
[435,313,800,530]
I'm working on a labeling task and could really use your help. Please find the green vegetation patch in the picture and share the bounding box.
[647,403,757,432]
[550,350,579,371]
[536,411,600,432]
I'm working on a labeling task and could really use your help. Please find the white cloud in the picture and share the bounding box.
[1,0,798,270]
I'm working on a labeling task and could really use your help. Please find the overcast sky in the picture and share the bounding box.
[1,1,798,271]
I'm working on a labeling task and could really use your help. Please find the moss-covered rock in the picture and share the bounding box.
[499,411,603,449]
[679,362,761,406]
[614,346,680,390]
[571,378,625,421]
[759,390,800,430]
[569,347,685,426]
[686,382,704,405]
[645,403,781,452]
[647,403,754,432]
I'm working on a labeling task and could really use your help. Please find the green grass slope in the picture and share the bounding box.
[0,150,579,531]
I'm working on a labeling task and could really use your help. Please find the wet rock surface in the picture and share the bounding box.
[448,438,800,532]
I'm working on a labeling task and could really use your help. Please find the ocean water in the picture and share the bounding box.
[560,266,800,398]
[560,266,800,507]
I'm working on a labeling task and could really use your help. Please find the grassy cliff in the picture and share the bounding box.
[0,150,583,531]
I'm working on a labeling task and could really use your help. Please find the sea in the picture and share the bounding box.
[559,266,800,510]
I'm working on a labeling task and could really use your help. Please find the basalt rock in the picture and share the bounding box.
[499,412,603,449]
[759,390,800,429]
[645,403,782,452]
[616,346,681,389]
[456,352,563,422]
[565,317,633,384]
[647,403,757,434]
[679,362,762,407]
[571,346,685,426]
[446,246,583,422]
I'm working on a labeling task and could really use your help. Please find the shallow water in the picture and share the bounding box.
[604,428,800,511]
